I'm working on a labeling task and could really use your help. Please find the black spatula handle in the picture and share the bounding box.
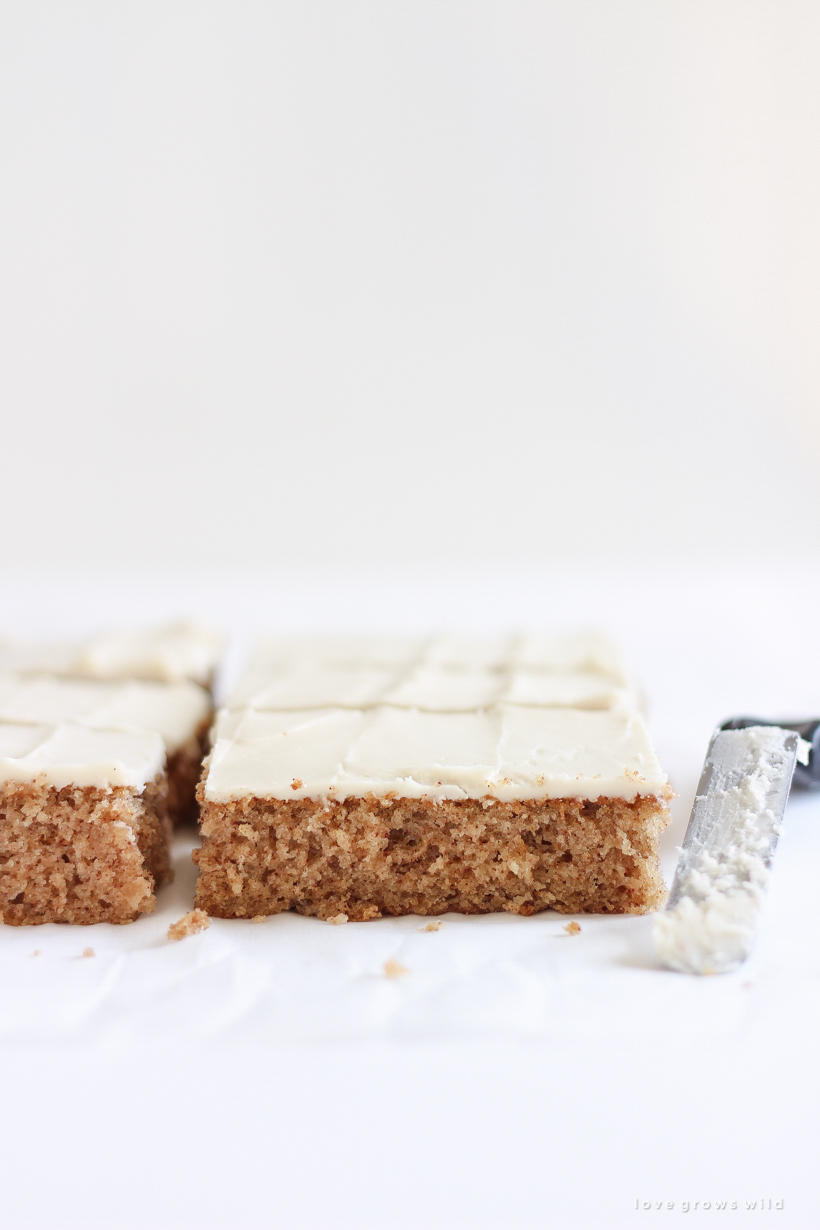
[719,717,820,790]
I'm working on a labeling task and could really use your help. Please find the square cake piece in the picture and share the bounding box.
[0,675,212,825]
[195,634,670,920]
[0,721,172,925]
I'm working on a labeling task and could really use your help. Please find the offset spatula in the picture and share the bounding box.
[653,718,820,975]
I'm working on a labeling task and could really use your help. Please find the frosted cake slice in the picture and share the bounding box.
[0,675,212,825]
[195,632,670,921]
[0,722,171,925]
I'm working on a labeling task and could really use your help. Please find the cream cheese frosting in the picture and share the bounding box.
[204,704,666,804]
[0,621,223,686]
[0,675,211,754]
[510,632,629,682]
[653,726,805,974]
[247,637,426,670]
[208,633,660,805]
[76,622,223,685]
[228,632,636,714]
[243,631,630,681]
[0,721,166,790]
[227,664,405,711]
[229,663,634,713]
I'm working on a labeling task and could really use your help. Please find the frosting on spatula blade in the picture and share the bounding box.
[654,725,804,975]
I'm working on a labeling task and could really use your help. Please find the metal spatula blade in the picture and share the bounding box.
[653,724,806,975]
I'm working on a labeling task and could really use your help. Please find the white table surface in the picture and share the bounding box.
[0,564,818,1229]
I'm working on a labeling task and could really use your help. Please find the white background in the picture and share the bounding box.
[1,4,820,1228]
[1,1,820,569]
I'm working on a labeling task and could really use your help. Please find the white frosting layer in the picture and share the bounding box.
[501,669,632,709]
[243,632,629,682]
[229,663,634,712]
[0,622,223,685]
[228,664,404,711]
[205,704,666,804]
[229,633,635,714]
[248,637,426,670]
[0,675,210,754]
[0,721,165,790]
[511,632,629,681]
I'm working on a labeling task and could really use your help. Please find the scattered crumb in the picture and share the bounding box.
[327,913,349,925]
[563,921,581,936]
[32,949,41,957]
[82,947,95,958]
[291,778,303,790]
[383,958,410,979]
[251,914,267,923]
[168,908,211,942]
[742,981,754,990]
[418,921,443,932]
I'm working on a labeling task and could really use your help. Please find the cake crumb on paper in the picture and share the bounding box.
[563,921,581,936]
[327,913,348,925]
[82,947,95,958]
[418,921,443,932]
[383,959,409,979]
[251,914,267,923]
[32,950,41,957]
[168,909,210,942]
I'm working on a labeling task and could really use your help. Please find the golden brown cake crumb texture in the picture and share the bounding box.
[168,908,211,941]
[194,789,670,921]
[166,718,211,826]
[0,776,172,925]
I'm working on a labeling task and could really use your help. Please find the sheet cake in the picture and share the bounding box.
[195,634,670,920]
